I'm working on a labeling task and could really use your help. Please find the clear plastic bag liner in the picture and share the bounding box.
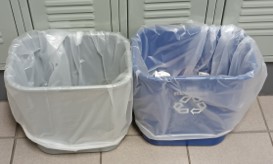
[4,30,133,151]
[6,30,130,87]
[132,24,267,140]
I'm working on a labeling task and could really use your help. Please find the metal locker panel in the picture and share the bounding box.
[10,0,26,34]
[0,0,18,70]
[18,0,33,32]
[111,0,128,37]
[128,0,208,37]
[223,0,273,62]
[111,0,120,32]
[205,0,217,25]
[212,0,225,25]
[28,0,112,31]
[119,0,128,37]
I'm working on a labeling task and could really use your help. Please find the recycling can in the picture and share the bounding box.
[5,30,133,153]
[131,24,267,146]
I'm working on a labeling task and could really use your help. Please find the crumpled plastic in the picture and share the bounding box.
[132,23,267,141]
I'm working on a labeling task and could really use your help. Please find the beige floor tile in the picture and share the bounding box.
[233,100,266,132]
[16,125,26,138]
[13,138,100,164]
[259,96,273,130]
[102,136,188,164]
[189,133,273,164]
[127,123,140,135]
[0,101,16,137]
[0,139,14,164]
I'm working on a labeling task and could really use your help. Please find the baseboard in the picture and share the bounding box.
[260,63,273,95]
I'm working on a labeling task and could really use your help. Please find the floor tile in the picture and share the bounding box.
[102,136,188,164]
[13,138,100,164]
[189,133,273,164]
[233,100,266,132]
[259,96,273,130]
[0,101,16,137]
[0,139,14,164]
[127,123,140,136]
[16,125,26,138]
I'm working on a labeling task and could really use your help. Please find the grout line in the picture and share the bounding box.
[15,136,26,139]
[257,97,273,146]
[126,134,140,136]
[186,146,191,164]
[125,135,140,138]
[231,131,269,135]
[123,135,140,140]
[100,152,102,164]
[14,124,26,139]
[13,123,17,137]
[9,124,18,164]
[9,139,16,164]
[0,136,15,139]
[231,130,268,134]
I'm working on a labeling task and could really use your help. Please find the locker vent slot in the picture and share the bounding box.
[144,0,191,26]
[239,0,273,36]
[0,32,3,44]
[45,0,95,30]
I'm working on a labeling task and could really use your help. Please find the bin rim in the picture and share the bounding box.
[131,24,258,82]
[4,74,132,92]
[134,68,255,82]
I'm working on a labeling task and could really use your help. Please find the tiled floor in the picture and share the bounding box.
[1,96,273,164]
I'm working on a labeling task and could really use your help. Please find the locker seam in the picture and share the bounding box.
[118,0,121,33]
[109,0,113,32]
[26,0,34,29]
[127,0,129,38]
[212,0,218,24]
[220,0,227,25]
[204,0,209,24]
[8,0,20,35]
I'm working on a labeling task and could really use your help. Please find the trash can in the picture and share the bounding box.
[132,24,267,146]
[4,30,133,153]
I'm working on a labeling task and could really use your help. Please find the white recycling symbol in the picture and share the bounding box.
[173,95,207,115]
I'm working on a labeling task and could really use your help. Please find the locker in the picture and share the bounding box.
[0,0,18,70]
[222,0,273,61]
[128,0,208,37]
[28,0,112,31]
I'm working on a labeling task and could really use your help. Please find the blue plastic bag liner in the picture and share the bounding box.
[4,30,132,153]
[132,23,267,143]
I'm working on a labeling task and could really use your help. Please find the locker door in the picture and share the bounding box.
[28,0,112,31]
[223,0,273,61]
[0,0,18,69]
[128,0,208,37]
